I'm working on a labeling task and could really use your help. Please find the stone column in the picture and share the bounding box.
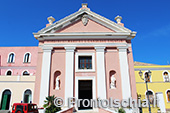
[118,46,131,100]
[95,47,107,99]
[64,47,75,107]
[39,46,53,106]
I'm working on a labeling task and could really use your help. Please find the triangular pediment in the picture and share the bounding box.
[33,5,137,40]
[37,8,132,34]
[55,18,115,33]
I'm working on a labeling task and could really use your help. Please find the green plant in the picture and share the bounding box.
[43,95,61,113]
[118,108,125,113]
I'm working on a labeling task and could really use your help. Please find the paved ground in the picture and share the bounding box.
[0,110,10,113]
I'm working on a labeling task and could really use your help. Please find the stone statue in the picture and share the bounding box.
[110,75,116,89]
[55,76,60,90]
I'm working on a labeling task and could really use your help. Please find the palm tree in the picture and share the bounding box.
[43,95,61,113]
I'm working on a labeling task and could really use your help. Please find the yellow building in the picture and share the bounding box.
[134,62,170,113]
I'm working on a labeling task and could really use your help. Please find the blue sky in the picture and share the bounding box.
[0,0,170,65]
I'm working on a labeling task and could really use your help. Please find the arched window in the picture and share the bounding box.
[54,71,61,90]
[145,72,151,82]
[167,90,170,102]
[163,71,169,82]
[23,71,30,76]
[8,53,15,63]
[110,70,116,89]
[146,90,154,104]
[23,89,32,103]
[6,70,12,76]
[24,53,31,63]
[0,89,11,110]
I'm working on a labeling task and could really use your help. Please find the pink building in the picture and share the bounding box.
[0,4,137,113]
[0,47,38,110]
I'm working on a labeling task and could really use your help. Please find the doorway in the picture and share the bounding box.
[23,89,32,103]
[0,90,11,110]
[78,80,93,110]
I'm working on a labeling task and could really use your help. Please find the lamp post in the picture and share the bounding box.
[139,70,152,113]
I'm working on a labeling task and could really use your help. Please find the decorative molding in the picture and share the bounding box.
[82,14,89,26]
[64,47,75,52]
[75,76,97,112]
[41,42,128,48]
[33,8,134,36]
[41,46,53,52]
[117,46,128,52]
[35,32,136,41]
[95,46,106,52]
[75,52,95,72]
[0,66,36,69]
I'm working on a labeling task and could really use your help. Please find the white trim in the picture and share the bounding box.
[5,69,13,76]
[21,70,30,76]
[165,89,170,102]
[95,46,107,99]
[162,70,170,82]
[23,52,32,63]
[0,88,13,110]
[75,76,97,112]
[143,71,152,82]
[75,53,95,72]
[64,47,75,107]
[39,47,52,106]
[7,52,15,63]
[36,32,136,41]
[22,89,33,103]
[118,47,131,100]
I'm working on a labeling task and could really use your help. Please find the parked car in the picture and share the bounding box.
[12,103,39,113]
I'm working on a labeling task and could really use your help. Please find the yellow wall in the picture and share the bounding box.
[135,65,170,112]
[0,76,35,110]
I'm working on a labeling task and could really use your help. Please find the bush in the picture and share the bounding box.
[118,108,125,113]
[43,95,61,113]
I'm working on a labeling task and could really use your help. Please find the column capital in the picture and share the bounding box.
[95,46,106,52]
[41,46,53,52]
[64,46,76,52]
[117,46,128,52]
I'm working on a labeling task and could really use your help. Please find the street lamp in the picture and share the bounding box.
[139,70,152,113]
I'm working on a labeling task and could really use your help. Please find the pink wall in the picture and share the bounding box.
[49,49,66,99]
[0,47,38,76]
[105,48,122,100]
[56,19,115,33]
[33,47,43,105]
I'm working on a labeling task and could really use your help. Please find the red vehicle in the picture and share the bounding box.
[12,103,39,113]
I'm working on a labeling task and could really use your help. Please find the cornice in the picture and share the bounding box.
[34,32,136,41]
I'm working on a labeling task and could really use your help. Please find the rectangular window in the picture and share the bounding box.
[79,56,92,69]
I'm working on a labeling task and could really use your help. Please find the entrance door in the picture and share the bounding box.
[1,90,11,110]
[78,80,92,110]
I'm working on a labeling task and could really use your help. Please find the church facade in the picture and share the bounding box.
[0,4,137,112]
